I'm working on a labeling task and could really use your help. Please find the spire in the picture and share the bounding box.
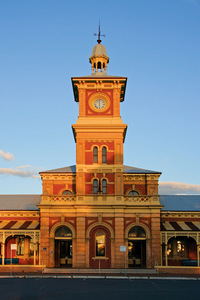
[94,21,105,44]
[89,24,109,75]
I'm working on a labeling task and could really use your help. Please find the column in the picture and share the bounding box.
[151,212,161,267]
[33,232,36,265]
[2,232,5,265]
[114,213,124,268]
[76,214,86,268]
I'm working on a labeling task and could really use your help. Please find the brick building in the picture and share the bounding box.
[0,38,199,270]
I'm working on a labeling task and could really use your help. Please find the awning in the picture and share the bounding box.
[0,220,40,230]
[161,221,200,231]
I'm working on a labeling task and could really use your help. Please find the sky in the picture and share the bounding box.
[0,0,200,195]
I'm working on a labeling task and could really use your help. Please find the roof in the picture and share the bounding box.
[40,165,76,174]
[40,165,160,174]
[0,195,40,211]
[90,43,108,59]
[160,195,200,211]
[123,165,161,174]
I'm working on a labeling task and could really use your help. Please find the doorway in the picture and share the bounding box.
[54,226,73,268]
[128,240,146,268]
[55,240,72,267]
[127,226,147,268]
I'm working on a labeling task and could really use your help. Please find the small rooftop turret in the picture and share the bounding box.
[89,25,109,75]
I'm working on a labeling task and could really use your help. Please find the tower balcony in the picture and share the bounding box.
[40,194,161,207]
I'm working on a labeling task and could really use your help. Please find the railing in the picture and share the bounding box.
[41,194,161,206]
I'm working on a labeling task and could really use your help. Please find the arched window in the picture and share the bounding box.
[55,226,72,238]
[102,179,107,194]
[93,147,98,163]
[62,190,73,195]
[93,179,98,194]
[128,190,139,196]
[97,61,101,70]
[102,147,107,163]
[96,231,105,256]
[128,226,146,238]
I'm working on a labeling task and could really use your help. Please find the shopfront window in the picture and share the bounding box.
[17,236,24,255]
[167,237,186,257]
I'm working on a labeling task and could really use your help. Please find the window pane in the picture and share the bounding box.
[102,147,107,163]
[55,226,72,237]
[128,226,146,238]
[93,147,98,163]
[102,179,107,194]
[96,231,105,256]
[93,179,98,194]
[128,190,139,195]
[62,190,73,195]
[17,236,24,255]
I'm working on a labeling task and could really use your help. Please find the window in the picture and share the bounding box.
[167,237,186,257]
[62,190,73,195]
[93,179,98,194]
[128,190,139,196]
[128,226,146,238]
[93,147,98,163]
[102,179,107,194]
[17,236,24,255]
[102,147,107,163]
[55,226,72,238]
[96,231,105,256]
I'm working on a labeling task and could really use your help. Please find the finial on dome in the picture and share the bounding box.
[94,21,105,44]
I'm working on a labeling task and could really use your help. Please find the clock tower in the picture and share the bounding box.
[72,38,127,199]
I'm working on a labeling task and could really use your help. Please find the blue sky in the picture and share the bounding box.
[0,0,200,195]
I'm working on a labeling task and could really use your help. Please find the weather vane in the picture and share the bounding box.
[94,21,105,44]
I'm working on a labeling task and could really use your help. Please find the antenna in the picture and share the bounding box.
[94,21,105,44]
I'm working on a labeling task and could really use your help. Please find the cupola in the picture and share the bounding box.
[89,26,109,75]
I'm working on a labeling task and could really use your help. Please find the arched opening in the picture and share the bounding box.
[97,61,101,70]
[62,190,73,195]
[128,226,146,268]
[163,236,197,266]
[89,226,111,268]
[54,226,72,268]
[102,147,107,163]
[93,146,98,163]
[5,235,39,265]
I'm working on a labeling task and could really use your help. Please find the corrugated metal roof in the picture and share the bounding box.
[160,195,200,211]
[0,195,40,210]
[40,165,160,174]
[40,165,76,173]
[123,165,161,174]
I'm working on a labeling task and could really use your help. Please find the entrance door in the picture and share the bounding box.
[55,240,72,267]
[128,240,146,268]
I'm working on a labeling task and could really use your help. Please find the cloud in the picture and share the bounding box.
[0,150,15,161]
[17,165,32,169]
[159,181,200,195]
[0,167,40,179]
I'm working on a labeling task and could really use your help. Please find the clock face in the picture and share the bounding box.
[94,99,105,110]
